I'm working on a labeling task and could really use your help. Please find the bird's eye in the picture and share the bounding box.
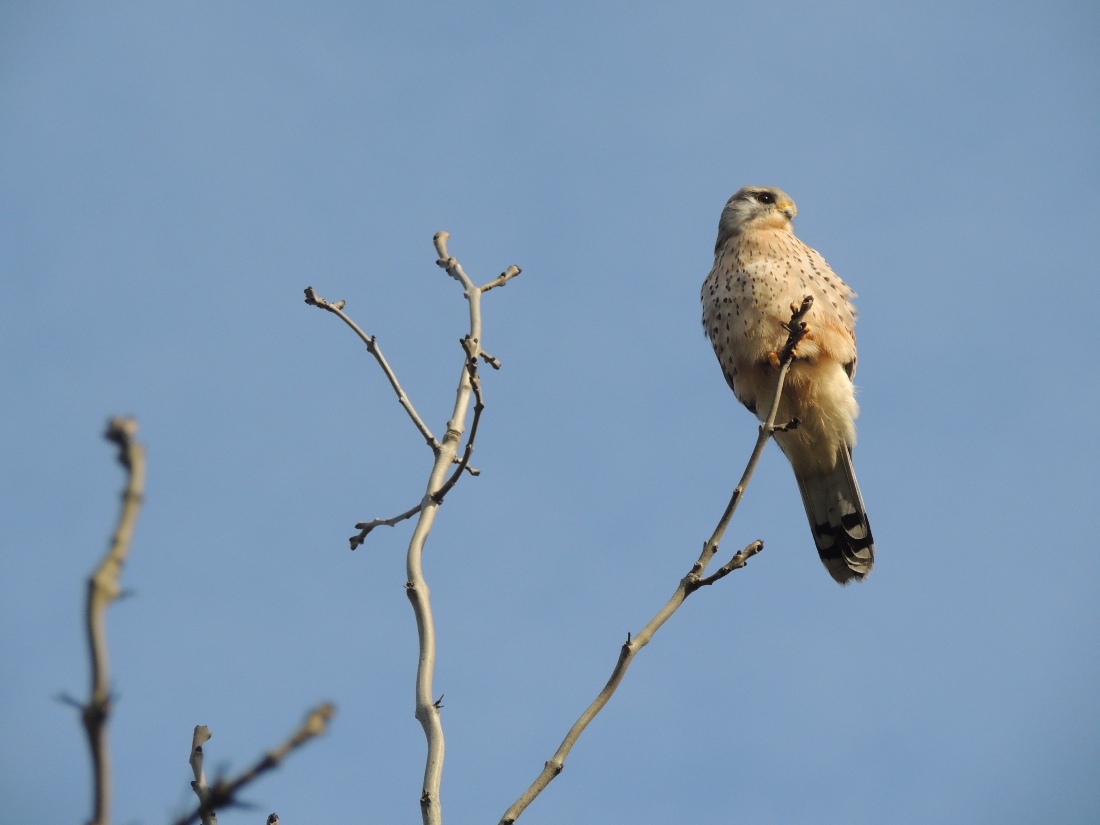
[755,192,776,205]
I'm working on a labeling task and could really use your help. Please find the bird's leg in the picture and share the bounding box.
[772,417,801,433]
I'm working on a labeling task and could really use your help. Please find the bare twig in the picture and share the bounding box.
[498,297,813,824]
[350,502,425,549]
[78,417,145,825]
[480,265,521,294]
[187,726,216,825]
[307,285,488,552]
[304,286,441,453]
[430,337,485,506]
[349,335,489,534]
[174,704,336,825]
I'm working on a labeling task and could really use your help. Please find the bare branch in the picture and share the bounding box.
[187,726,216,825]
[306,284,484,551]
[79,417,146,825]
[432,231,474,289]
[350,502,425,549]
[498,298,814,824]
[401,231,510,825]
[304,286,441,453]
[689,540,764,590]
[430,337,485,506]
[173,704,336,825]
[480,265,521,294]
[311,234,515,822]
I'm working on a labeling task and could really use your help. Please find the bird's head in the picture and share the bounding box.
[715,185,797,251]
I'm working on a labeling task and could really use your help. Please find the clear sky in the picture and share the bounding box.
[2,2,1098,823]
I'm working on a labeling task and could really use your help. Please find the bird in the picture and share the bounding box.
[701,185,874,584]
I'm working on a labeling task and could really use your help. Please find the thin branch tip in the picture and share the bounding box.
[350,500,425,548]
[303,287,347,313]
[105,415,138,441]
[481,264,522,293]
[433,230,450,255]
[305,284,439,453]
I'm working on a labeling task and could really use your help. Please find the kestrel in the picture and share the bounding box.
[701,185,874,584]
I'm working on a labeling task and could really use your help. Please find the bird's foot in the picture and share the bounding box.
[772,325,811,366]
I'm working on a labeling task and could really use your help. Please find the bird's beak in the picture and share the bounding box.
[778,201,795,219]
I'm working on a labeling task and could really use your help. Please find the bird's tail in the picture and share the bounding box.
[794,448,874,584]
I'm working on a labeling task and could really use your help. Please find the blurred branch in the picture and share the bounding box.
[187,726,215,825]
[174,704,336,825]
[78,417,145,825]
[498,297,813,824]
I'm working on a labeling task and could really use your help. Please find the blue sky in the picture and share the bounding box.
[2,2,1098,823]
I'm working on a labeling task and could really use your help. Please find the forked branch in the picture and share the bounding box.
[498,296,813,824]
[307,234,519,825]
[430,336,485,506]
[404,233,518,825]
[347,336,487,549]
